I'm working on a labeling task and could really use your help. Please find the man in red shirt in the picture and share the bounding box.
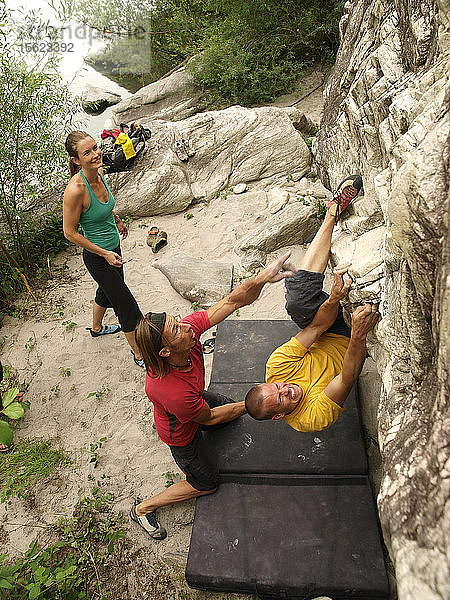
[130,253,295,539]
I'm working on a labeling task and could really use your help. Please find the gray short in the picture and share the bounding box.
[285,269,351,338]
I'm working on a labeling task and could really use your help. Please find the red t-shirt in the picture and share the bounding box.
[145,310,211,446]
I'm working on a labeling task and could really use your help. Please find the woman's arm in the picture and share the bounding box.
[62,184,124,267]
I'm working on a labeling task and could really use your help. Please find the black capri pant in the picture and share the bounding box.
[82,245,142,333]
[285,269,351,337]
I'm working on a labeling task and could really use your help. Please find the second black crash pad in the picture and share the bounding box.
[186,480,389,599]
[204,383,367,476]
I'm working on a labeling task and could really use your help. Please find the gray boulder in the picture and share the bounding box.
[236,201,321,255]
[81,84,121,115]
[111,67,201,125]
[107,105,311,217]
[153,255,233,307]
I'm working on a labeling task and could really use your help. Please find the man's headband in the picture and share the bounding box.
[145,312,167,352]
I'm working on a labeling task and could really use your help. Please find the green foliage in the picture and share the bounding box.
[71,0,343,106]
[162,470,180,487]
[0,486,127,599]
[89,437,107,468]
[189,0,345,106]
[62,320,77,332]
[184,213,194,220]
[313,198,327,220]
[0,439,70,504]
[302,134,314,149]
[0,384,30,447]
[87,386,110,401]
[0,8,79,311]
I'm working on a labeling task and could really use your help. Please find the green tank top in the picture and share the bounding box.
[79,171,120,252]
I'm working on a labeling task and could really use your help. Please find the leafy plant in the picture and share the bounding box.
[24,336,36,351]
[89,437,107,468]
[122,216,133,227]
[87,386,110,401]
[301,134,313,149]
[62,320,77,332]
[313,198,327,220]
[0,439,70,504]
[0,387,30,448]
[184,213,194,220]
[191,301,200,311]
[162,470,180,487]
[59,367,71,377]
[0,486,127,599]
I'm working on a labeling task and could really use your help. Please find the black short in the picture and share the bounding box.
[285,269,351,337]
[82,245,142,332]
[169,391,235,492]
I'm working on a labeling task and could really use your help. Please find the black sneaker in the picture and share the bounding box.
[326,174,363,222]
[130,500,167,540]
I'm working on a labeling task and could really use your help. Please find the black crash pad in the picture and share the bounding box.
[186,480,389,599]
[204,383,367,476]
[210,320,299,384]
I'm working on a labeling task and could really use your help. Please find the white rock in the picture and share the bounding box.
[233,183,247,194]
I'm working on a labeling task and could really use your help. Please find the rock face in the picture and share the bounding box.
[317,1,450,598]
[153,255,233,307]
[237,201,321,257]
[111,67,202,125]
[81,84,121,114]
[107,106,311,217]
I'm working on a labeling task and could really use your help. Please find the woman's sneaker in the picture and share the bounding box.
[326,174,363,222]
[130,500,167,540]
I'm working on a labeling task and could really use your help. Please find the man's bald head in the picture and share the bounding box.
[245,384,276,420]
[245,382,303,421]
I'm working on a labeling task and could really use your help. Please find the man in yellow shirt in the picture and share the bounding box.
[245,174,380,432]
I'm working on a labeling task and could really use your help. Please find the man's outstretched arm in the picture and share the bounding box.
[192,402,246,426]
[323,303,380,407]
[294,264,352,349]
[206,252,296,326]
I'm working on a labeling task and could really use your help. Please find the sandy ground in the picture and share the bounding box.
[0,189,325,598]
[0,76,382,598]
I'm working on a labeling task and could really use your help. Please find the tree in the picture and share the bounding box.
[0,2,79,307]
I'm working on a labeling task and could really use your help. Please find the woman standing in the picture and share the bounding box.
[63,131,144,367]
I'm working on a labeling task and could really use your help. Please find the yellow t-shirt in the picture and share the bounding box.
[266,333,350,432]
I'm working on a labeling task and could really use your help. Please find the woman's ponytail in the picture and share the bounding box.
[65,131,91,178]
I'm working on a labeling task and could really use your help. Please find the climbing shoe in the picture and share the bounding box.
[326,174,363,222]
[130,500,167,540]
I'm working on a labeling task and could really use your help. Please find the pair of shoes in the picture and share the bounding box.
[130,499,167,540]
[146,227,168,253]
[87,324,121,337]
[131,350,145,369]
[326,174,363,222]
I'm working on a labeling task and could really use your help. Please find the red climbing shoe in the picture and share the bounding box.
[326,174,363,222]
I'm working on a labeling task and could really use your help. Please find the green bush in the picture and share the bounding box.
[0,8,78,313]
[0,486,127,599]
[72,0,344,105]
